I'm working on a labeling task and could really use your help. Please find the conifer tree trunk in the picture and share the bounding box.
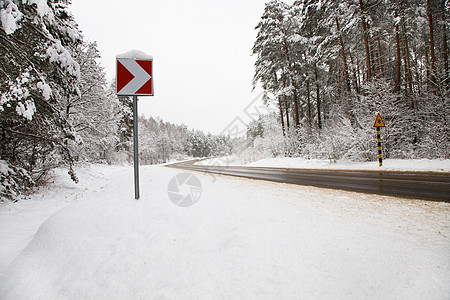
[273,71,286,136]
[314,65,322,130]
[369,25,377,78]
[376,31,384,77]
[402,46,409,92]
[349,51,359,93]
[395,11,401,93]
[282,76,290,131]
[278,96,286,137]
[441,0,449,87]
[335,17,351,92]
[292,89,300,128]
[284,96,290,130]
[428,0,437,86]
[282,41,300,128]
[306,77,312,129]
[402,24,414,103]
[356,57,362,89]
[416,62,423,96]
[359,0,372,79]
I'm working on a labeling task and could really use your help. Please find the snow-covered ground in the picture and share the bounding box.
[197,156,450,173]
[0,163,449,299]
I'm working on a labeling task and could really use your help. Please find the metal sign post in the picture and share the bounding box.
[133,95,140,199]
[116,50,153,200]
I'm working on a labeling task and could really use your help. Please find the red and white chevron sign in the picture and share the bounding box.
[116,58,153,96]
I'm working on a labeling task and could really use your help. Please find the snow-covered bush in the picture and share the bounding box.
[0,159,33,201]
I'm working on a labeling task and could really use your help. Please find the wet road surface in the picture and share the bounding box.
[167,160,450,202]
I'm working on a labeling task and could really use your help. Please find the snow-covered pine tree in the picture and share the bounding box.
[69,42,121,163]
[253,0,303,130]
[1,0,83,199]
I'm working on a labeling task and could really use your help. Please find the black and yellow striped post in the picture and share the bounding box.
[376,127,382,166]
[373,113,385,167]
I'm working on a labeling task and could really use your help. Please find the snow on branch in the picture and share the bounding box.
[0,0,23,34]
[46,41,80,79]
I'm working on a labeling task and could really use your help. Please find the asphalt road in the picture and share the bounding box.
[167,160,450,202]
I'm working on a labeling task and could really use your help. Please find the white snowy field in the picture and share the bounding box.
[0,164,449,299]
[197,156,450,172]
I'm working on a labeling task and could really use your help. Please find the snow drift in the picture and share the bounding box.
[0,165,449,299]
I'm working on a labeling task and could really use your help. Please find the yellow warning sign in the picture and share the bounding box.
[373,113,385,127]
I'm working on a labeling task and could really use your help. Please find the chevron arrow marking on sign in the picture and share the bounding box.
[117,59,152,95]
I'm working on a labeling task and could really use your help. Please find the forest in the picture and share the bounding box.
[250,0,448,162]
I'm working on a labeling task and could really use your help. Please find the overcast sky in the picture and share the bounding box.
[70,0,294,134]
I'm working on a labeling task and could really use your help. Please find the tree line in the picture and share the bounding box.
[252,0,448,161]
[138,116,232,165]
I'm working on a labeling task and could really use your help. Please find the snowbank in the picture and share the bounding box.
[0,165,127,272]
[197,156,450,173]
[0,164,449,299]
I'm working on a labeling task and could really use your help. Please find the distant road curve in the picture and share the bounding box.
[167,159,450,202]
